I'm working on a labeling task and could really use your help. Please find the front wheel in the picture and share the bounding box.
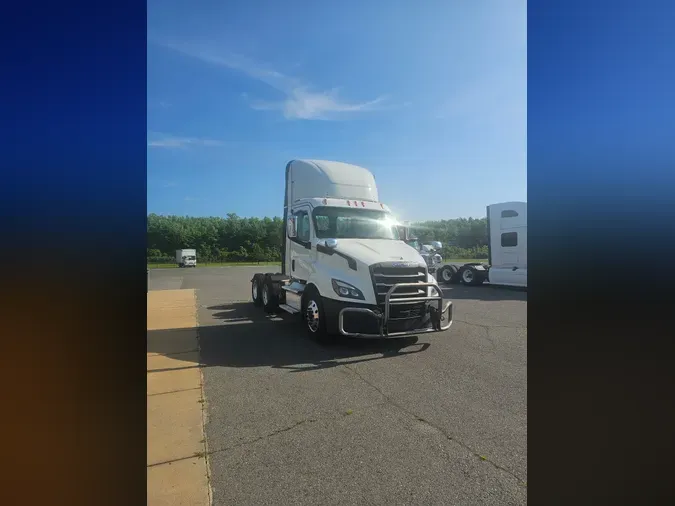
[303,288,333,344]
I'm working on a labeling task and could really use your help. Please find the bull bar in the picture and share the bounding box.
[338,282,453,338]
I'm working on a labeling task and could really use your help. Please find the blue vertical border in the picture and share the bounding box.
[1,0,146,504]
[529,0,675,503]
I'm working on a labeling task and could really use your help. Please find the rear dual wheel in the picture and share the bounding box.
[252,274,263,306]
[252,274,280,312]
[438,265,459,284]
[459,266,484,286]
[262,278,279,313]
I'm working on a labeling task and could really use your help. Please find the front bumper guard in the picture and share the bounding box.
[338,282,453,338]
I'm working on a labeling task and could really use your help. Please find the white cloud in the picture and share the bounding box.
[250,87,388,121]
[160,41,389,120]
[147,132,225,149]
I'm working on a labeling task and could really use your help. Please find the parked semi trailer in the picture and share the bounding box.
[250,159,453,343]
[404,202,528,288]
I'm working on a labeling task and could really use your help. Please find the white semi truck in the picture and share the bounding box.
[250,159,453,342]
[176,249,197,268]
[403,202,528,288]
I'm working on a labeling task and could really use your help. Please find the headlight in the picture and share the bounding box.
[433,254,442,264]
[331,279,365,300]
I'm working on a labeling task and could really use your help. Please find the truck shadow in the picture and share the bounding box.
[440,284,527,302]
[147,302,432,373]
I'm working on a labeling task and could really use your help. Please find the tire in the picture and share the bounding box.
[448,264,460,283]
[251,274,263,307]
[262,277,279,313]
[302,286,333,344]
[438,265,458,284]
[460,266,483,286]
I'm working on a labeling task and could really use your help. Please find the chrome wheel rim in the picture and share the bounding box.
[252,281,258,300]
[462,269,473,283]
[442,269,452,281]
[262,284,269,305]
[306,300,320,333]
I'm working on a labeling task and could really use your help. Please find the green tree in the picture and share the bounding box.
[147,212,489,263]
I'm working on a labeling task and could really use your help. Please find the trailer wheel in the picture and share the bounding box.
[251,274,263,307]
[460,266,483,286]
[262,277,279,313]
[302,286,332,344]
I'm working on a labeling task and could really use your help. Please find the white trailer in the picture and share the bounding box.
[431,202,527,288]
[250,160,453,343]
[176,248,197,268]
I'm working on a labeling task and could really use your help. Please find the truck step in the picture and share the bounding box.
[278,304,300,314]
[281,281,305,294]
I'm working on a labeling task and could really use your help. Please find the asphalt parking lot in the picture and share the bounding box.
[148,266,527,505]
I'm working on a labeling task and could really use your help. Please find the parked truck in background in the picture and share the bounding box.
[176,249,197,268]
[401,202,527,288]
[399,227,445,276]
[250,159,453,343]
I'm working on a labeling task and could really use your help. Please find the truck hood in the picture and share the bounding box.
[331,239,426,268]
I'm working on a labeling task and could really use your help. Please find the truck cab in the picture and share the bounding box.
[396,204,527,288]
[485,201,527,287]
[251,160,453,342]
[402,234,443,275]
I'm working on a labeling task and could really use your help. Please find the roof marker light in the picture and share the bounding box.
[361,201,365,207]
[347,200,351,206]
[322,198,327,205]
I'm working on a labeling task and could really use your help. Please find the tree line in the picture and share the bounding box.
[147,213,489,263]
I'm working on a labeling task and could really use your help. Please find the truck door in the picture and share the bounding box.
[289,207,313,283]
[498,228,527,285]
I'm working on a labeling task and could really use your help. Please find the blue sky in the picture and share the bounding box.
[147,0,526,221]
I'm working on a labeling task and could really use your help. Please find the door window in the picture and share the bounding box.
[293,211,310,242]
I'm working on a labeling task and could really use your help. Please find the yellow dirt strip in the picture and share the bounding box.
[147,289,209,506]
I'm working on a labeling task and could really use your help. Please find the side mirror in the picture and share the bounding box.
[287,216,297,238]
[397,225,409,241]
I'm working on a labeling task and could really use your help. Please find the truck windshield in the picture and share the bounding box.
[312,207,400,240]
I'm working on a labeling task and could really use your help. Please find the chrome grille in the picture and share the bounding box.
[370,262,428,307]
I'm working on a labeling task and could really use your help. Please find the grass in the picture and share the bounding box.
[147,261,281,269]
[443,259,485,265]
[147,259,487,270]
